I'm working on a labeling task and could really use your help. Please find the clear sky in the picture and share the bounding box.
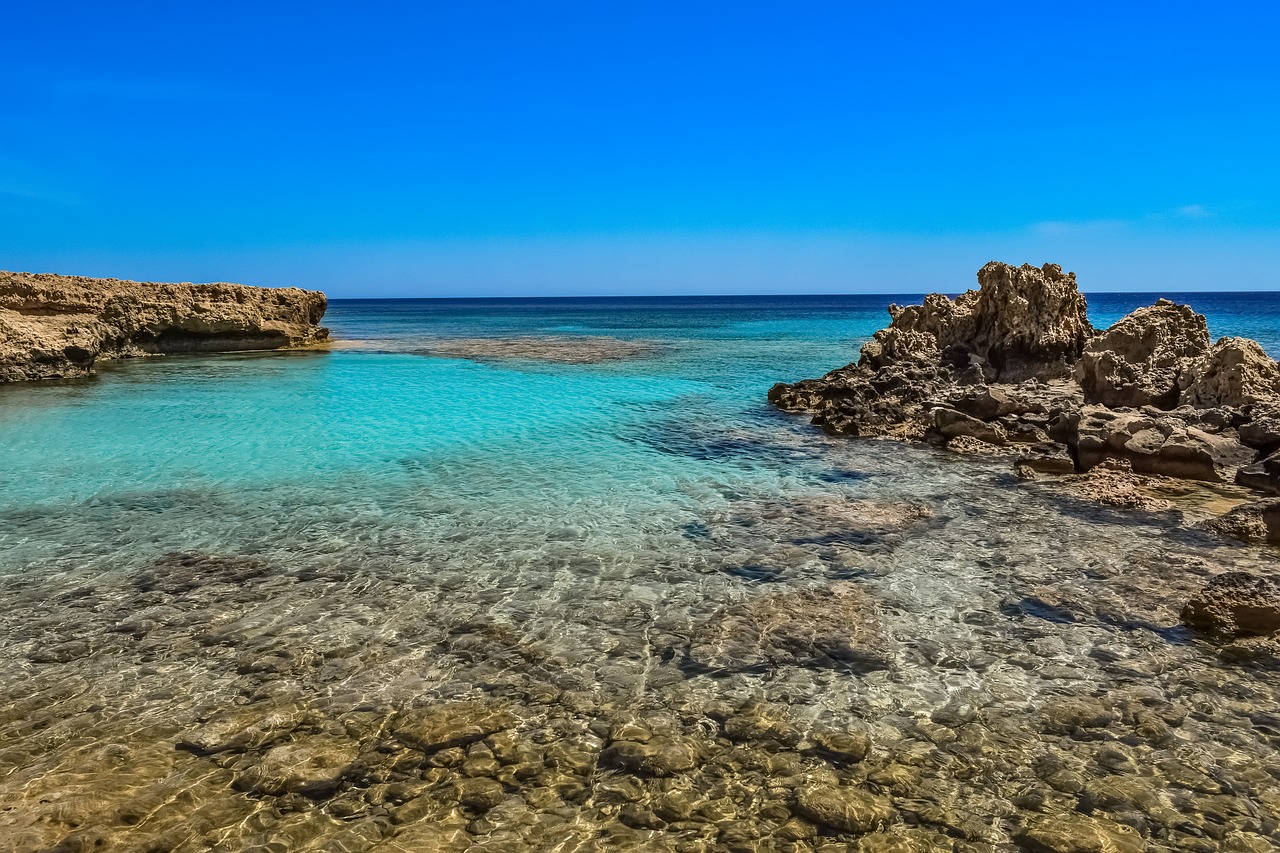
[3,2,1278,297]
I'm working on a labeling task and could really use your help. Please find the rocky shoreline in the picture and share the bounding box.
[770,262,1280,657]
[0,269,329,382]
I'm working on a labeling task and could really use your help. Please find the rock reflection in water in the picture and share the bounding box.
[1,443,1278,853]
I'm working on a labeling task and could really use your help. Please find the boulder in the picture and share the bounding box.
[930,407,1007,446]
[1199,499,1280,545]
[1238,405,1280,453]
[1235,450,1280,495]
[1180,337,1280,409]
[1182,571,1280,638]
[687,583,893,673]
[0,269,328,382]
[1075,299,1209,409]
[1073,406,1255,482]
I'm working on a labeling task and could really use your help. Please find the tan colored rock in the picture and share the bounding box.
[1200,499,1280,544]
[234,737,358,796]
[0,269,328,382]
[1075,299,1210,408]
[1182,570,1280,638]
[1180,336,1280,408]
[1074,406,1255,482]
[793,783,896,834]
[1014,813,1146,853]
[864,262,1092,382]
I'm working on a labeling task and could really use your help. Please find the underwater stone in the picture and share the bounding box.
[687,582,893,673]
[793,783,896,834]
[1014,813,1147,853]
[235,738,358,796]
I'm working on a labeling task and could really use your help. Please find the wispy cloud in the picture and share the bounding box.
[1030,219,1130,236]
[0,155,84,206]
[1174,203,1212,219]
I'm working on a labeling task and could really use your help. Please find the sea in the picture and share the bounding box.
[0,292,1277,851]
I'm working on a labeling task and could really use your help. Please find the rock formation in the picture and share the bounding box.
[770,261,1280,501]
[1181,571,1280,639]
[0,269,328,382]
[1075,299,1209,408]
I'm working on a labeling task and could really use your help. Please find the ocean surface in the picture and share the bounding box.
[1,292,1278,852]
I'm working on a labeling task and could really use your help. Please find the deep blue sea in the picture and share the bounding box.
[1,292,1278,851]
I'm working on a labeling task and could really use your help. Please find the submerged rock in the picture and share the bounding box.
[687,582,892,673]
[234,738,358,796]
[416,335,662,365]
[0,269,328,382]
[1014,813,1147,853]
[793,783,897,834]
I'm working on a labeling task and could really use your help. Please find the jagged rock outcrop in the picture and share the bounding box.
[1075,299,1209,409]
[0,270,328,382]
[859,262,1092,383]
[771,261,1280,500]
[1179,337,1280,409]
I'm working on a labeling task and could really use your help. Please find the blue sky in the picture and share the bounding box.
[3,2,1278,296]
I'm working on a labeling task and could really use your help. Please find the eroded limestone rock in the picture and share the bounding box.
[1076,299,1209,409]
[1181,337,1280,409]
[1182,571,1280,638]
[0,269,327,382]
[770,262,1280,511]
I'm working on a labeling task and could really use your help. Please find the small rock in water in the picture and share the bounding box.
[1182,571,1280,639]
[235,738,358,796]
[793,783,896,834]
[1014,813,1147,853]
[686,582,893,673]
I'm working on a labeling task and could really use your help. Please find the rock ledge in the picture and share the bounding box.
[0,269,328,382]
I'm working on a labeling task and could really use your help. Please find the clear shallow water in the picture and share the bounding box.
[1,293,1278,852]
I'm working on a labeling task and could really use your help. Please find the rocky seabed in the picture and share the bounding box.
[1,429,1278,853]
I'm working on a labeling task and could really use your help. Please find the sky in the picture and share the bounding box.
[2,2,1278,297]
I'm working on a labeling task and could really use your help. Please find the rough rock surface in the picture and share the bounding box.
[1181,337,1280,409]
[1181,571,1280,639]
[771,261,1280,498]
[1074,406,1255,483]
[0,269,328,382]
[1075,299,1209,409]
[1199,499,1280,545]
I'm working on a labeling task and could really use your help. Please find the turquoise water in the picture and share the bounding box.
[1,293,1278,852]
